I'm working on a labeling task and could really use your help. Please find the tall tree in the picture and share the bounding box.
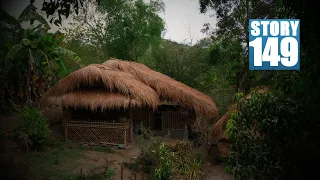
[200,0,320,179]
[199,0,282,92]
[0,3,81,111]
[65,0,165,62]
[141,39,211,89]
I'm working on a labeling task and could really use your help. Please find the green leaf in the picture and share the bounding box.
[56,58,67,72]
[29,48,35,70]
[18,4,50,30]
[22,38,32,46]
[55,47,83,67]
[5,43,24,69]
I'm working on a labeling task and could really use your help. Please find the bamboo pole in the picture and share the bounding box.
[124,130,127,145]
[63,109,68,141]
[130,96,133,145]
[121,163,124,180]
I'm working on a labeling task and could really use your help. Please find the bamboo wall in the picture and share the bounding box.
[132,107,155,128]
[161,111,186,130]
[64,109,131,146]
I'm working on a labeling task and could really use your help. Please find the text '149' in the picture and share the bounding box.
[249,19,300,70]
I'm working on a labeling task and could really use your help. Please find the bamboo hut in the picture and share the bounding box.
[41,59,218,146]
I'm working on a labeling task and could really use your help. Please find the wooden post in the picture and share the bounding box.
[124,130,127,145]
[106,157,109,169]
[80,168,83,180]
[129,96,133,145]
[63,109,68,141]
[121,163,124,180]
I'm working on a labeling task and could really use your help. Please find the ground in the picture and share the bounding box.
[27,140,233,180]
[1,108,234,180]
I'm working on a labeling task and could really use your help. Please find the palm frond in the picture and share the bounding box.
[18,4,50,30]
[55,47,83,67]
[35,49,54,75]
[22,38,32,46]
[5,43,23,61]
[56,58,67,72]
[4,42,25,74]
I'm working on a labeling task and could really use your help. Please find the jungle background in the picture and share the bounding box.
[0,0,319,179]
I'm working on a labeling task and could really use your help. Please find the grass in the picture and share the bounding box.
[29,143,115,179]
[79,145,116,153]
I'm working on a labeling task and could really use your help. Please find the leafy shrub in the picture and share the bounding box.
[137,122,153,139]
[151,143,173,180]
[138,139,161,173]
[225,111,238,137]
[103,168,115,180]
[127,140,203,180]
[15,108,50,147]
[227,92,302,179]
[168,140,203,179]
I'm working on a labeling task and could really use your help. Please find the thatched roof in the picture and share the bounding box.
[42,59,218,118]
[47,90,154,111]
[209,86,270,142]
[103,59,218,118]
[42,64,159,110]
[209,104,237,142]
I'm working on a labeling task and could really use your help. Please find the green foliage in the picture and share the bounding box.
[151,143,173,180]
[127,140,203,180]
[65,0,165,63]
[226,92,303,179]
[16,108,50,146]
[0,5,81,110]
[168,140,204,180]
[137,121,153,139]
[226,111,238,139]
[199,1,320,179]
[102,168,115,180]
[138,139,161,174]
[200,1,281,93]
[140,39,211,90]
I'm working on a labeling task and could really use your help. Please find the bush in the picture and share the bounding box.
[227,92,302,179]
[15,108,50,147]
[137,139,161,173]
[126,139,204,180]
[136,122,153,139]
[103,168,115,180]
[151,142,173,180]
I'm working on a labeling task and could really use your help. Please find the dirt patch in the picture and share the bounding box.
[27,136,233,180]
[203,163,234,180]
[62,145,145,179]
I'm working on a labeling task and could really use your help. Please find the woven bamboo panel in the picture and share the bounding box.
[65,122,130,146]
[162,111,185,130]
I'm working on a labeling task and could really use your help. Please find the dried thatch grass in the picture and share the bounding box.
[42,64,159,110]
[209,104,237,141]
[103,59,218,118]
[209,86,270,141]
[47,90,156,111]
[42,59,218,119]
